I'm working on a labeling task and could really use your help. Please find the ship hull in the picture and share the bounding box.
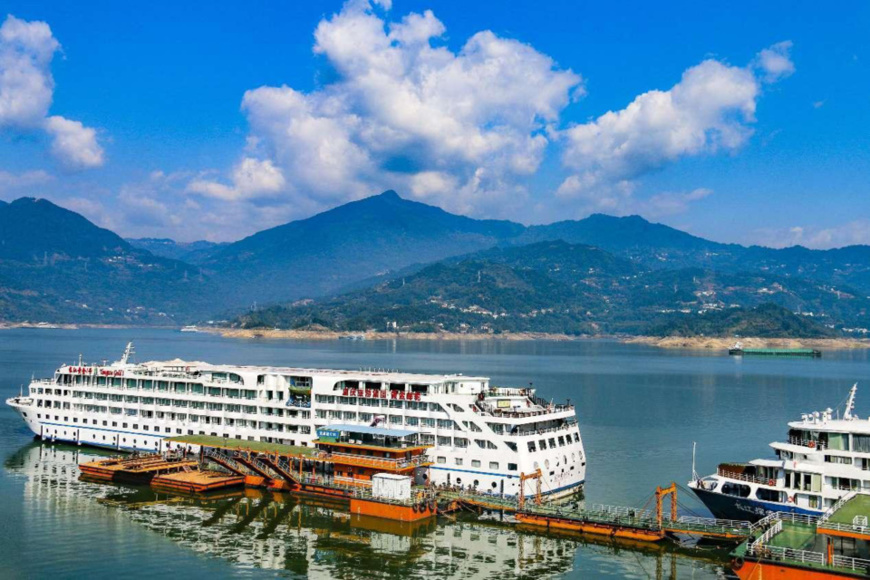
[691,487,821,522]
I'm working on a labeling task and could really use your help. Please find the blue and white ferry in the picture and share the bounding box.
[690,384,870,521]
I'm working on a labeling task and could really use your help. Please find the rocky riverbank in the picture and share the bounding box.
[200,327,576,341]
[624,336,870,350]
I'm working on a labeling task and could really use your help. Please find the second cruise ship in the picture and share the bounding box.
[6,343,586,500]
[690,384,870,520]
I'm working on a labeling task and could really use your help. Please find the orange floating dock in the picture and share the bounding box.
[151,469,245,494]
[79,453,198,484]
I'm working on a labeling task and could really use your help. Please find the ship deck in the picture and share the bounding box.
[168,434,315,457]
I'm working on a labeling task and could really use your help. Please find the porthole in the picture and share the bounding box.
[456,478,462,485]
[491,482,497,489]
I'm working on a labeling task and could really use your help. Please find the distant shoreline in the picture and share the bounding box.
[199,327,578,341]
[202,327,870,350]
[3,322,868,350]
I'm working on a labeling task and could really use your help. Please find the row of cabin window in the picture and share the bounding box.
[527,432,580,452]
[42,384,258,399]
[44,398,310,419]
[315,409,455,428]
[315,394,438,412]
[435,456,518,471]
[36,412,311,434]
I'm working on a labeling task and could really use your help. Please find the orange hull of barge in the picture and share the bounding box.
[349,497,436,522]
[734,560,866,580]
[151,470,245,495]
[515,513,665,542]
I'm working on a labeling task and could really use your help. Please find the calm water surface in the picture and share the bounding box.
[2,328,868,579]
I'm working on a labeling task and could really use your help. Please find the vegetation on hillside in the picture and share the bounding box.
[648,303,837,338]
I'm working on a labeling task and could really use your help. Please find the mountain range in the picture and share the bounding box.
[0,198,210,324]
[2,191,868,336]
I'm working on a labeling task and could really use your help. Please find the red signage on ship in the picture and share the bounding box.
[342,387,421,401]
[67,367,123,377]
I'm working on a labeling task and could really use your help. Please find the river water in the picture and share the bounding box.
[1,328,868,578]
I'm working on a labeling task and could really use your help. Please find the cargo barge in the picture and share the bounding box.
[728,342,821,357]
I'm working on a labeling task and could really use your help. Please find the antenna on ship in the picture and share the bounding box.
[844,383,858,420]
[120,342,135,365]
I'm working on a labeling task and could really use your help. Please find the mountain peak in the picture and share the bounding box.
[0,196,132,261]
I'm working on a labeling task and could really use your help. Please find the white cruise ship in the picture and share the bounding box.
[6,343,586,500]
[689,384,870,520]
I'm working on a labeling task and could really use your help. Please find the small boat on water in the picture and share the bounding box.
[728,341,821,357]
[690,384,869,521]
[180,325,199,333]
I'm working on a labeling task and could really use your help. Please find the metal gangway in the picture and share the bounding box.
[440,476,753,544]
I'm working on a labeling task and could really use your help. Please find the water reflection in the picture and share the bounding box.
[5,442,728,578]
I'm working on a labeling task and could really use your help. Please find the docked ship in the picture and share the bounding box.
[6,343,586,500]
[690,384,870,520]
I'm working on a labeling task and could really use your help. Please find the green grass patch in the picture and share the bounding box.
[167,434,315,456]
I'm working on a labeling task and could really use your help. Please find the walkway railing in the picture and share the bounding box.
[819,490,855,523]
[747,544,826,566]
[673,515,752,529]
[787,437,826,450]
[818,520,870,536]
[831,554,870,574]
[314,450,429,470]
[716,467,771,486]
[751,519,783,547]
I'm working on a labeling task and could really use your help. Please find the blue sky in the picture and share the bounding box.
[1,1,868,247]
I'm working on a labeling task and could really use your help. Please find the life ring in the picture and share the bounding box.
[808,441,816,449]
[412,503,419,513]
[768,479,775,487]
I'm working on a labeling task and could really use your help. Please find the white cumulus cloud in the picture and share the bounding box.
[187,157,286,201]
[44,115,104,169]
[755,41,795,83]
[230,0,581,215]
[558,42,793,208]
[0,15,104,169]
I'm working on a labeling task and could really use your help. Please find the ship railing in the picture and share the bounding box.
[749,512,778,532]
[831,555,870,574]
[819,490,856,522]
[751,519,783,547]
[787,436,825,450]
[818,520,870,535]
[753,511,819,531]
[673,515,753,529]
[506,422,578,437]
[480,404,575,418]
[716,467,771,485]
[746,543,825,566]
[777,512,820,526]
[315,451,428,470]
[486,387,536,398]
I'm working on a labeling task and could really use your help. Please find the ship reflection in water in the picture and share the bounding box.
[5,443,726,579]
